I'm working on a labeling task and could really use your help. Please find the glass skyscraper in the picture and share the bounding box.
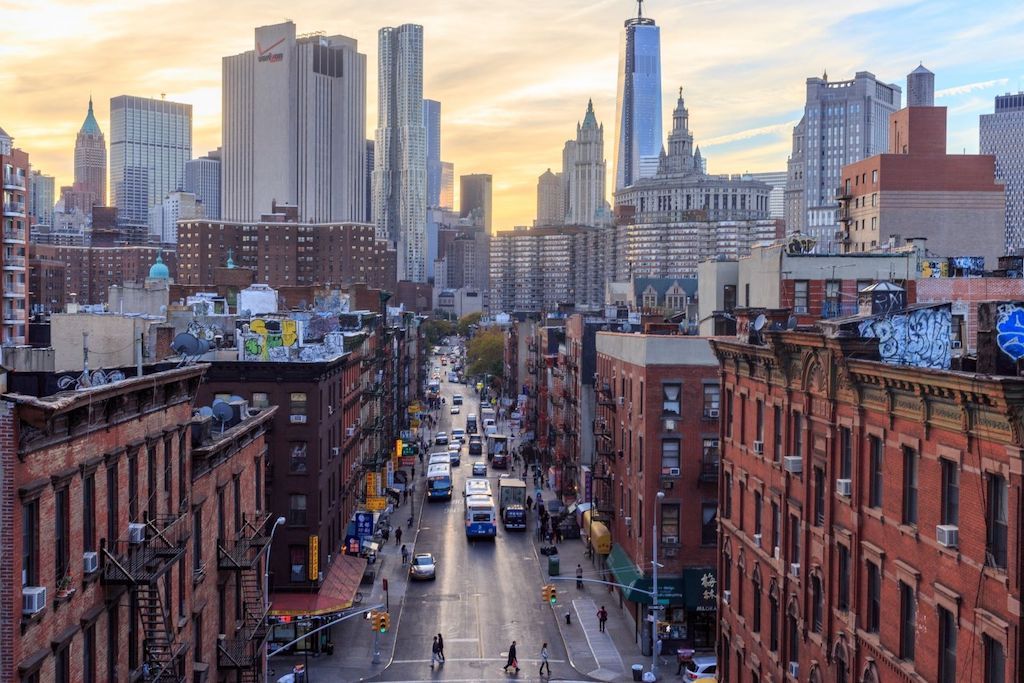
[613,7,662,192]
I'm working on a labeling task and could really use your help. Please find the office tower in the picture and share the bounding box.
[365,139,375,223]
[613,2,662,191]
[424,99,442,207]
[907,63,935,107]
[110,95,192,239]
[1,126,29,343]
[981,92,1024,252]
[74,96,107,207]
[783,71,901,251]
[536,169,563,226]
[564,100,607,226]
[440,161,454,210]
[748,171,787,219]
[29,170,55,227]
[460,174,492,233]
[223,21,367,223]
[374,23,427,282]
[562,140,576,222]
[184,149,221,220]
[151,190,204,244]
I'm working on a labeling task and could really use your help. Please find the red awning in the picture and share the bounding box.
[269,554,367,617]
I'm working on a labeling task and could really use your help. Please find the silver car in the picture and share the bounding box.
[410,553,436,580]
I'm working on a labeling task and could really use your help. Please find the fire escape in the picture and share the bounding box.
[217,513,274,683]
[593,380,619,519]
[101,512,191,682]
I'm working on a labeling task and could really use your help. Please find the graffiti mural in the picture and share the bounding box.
[994,303,1024,362]
[237,316,348,362]
[948,256,985,277]
[920,259,948,278]
[858,305,951,369]
[186,319,225,343]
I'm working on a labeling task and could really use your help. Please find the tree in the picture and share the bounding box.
[466,327,504,379]
[457,312,483,337]
[421,317,456,346]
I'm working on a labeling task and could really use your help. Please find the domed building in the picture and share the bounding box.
[147,253,171,281]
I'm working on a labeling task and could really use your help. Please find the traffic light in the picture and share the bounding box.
[369,611,382,632]
[549,585,557,605]
[542,585,551,603]
[380,612,391,633]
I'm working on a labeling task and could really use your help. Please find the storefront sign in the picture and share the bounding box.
[308,535,319,580]
[354,511,373,540]
[365,496,387,511]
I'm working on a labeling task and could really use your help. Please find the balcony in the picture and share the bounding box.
[821,301,859,319]
[835,185,852,200]
[3,255,25,269]
[2,228,24,243]
[3,283,26,297]
[700,448,720,483]
[217,513,273,571]
[3,307,23,324]
[100,511,190,585]
[3,173,25,190]
[3,202,25,217]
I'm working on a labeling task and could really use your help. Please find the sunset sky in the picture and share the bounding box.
[2,0,1023,229]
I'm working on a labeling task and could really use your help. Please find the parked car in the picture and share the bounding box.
[680,654,717,680]
[435,432,449,446]
[409,553,436,580]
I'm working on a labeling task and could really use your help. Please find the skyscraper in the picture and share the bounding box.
[365,139,375,223]
[424,99,442,208]
[74,96,106,207]
[374,23,426,283]
[29,169,55,227]
[110,95,192,239]
[907,63,935,107]
[439,161,454,210]
[981,92,1024,252]
[564,100,607,226]
[748,171,787,220]
[184,149,221,219]
[536,169,563,226]
[783,71,901,251]
[460,174,492,233]
[222,21,366,224]
[613,2,662,192]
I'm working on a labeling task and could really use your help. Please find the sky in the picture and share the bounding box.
[2,0,1024,229]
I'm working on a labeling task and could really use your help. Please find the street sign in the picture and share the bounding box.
[658,598,671,605]
[308,536,319,580]
[366,496,388,511]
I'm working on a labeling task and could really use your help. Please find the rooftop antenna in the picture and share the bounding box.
[637,0,644,19]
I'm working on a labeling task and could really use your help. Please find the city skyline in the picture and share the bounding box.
[3,0,1024,229]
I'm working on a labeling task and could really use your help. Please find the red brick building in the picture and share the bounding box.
[593,332,721,653]
[710,316,1019,683]
[2,134,30,343]
[0,365,276,682]
[29,243,176,305]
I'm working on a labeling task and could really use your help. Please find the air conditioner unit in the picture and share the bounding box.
[346,427,356,437]
[722,589,731,604]
[783,456,802,475]
[331,446,340,457]
[662,535,679,545]
[290,414,307,424]
[327,405,334,415]
[951,340,962,349]
[707,409,720,418]
[936,524,959,548]
[624,516,633,527]
[835,479,852,497]
[790,562,800,578]
[788,661,800,678]
[794,306,808,314]
[773,545,781,560]
[617,396,625,406]
[22,586,46,615]
[128,523,146,544]
[752,533,762,548]
[83,551,98,574]
[752,440,764,454]
[668,467,681,477]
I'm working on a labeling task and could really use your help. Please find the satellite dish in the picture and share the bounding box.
[753,314,767,331]
[212,400,234,432]
[787,316,799,330]
[171,333,201,356]
[229,395,244,404]
[197,406,214,418]
[620,322,631,332]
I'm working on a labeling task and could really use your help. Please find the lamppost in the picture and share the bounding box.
[264,516,287,683]
[651,490,665,679]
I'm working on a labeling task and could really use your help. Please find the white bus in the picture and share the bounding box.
[427,462,453,501]
[464,478,493,500]
[464,494,497,538]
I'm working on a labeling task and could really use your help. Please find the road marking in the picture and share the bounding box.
[444,638,479,643]
[391,658,568,664]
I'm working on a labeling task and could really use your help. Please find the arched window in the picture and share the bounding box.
[751,564,762,633]
[860,661,879,683]
[768,580,780,652]
[811,572,824,633]
[786,596,801,666]
[832,639,849,683]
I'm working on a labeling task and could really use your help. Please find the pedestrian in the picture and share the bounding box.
[526,495,533,511]
[395,527,403,546]
[431,636,442,666]
[576,564,584,589]
[502,640,519,674]
[382,526,390,543]
[539,642,551,676]
[401,544,409,565]
[597,605,608,632]
[437,633,445,662]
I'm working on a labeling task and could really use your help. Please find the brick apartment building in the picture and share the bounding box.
[0,365,277,682]
[30,243,176,306]
[2,128,30,343]
[593,332,721,653]
[710,312,1019,683]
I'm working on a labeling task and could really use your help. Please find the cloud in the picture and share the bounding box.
[701,120,801,148]
[936,79,1008,98]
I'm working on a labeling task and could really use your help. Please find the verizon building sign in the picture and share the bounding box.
[257,37,285,63]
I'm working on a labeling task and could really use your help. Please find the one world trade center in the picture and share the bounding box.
[613,1,663,192]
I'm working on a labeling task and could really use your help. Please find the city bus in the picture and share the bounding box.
[464,494,497,538]
[464,478,493,500]
[427,462,453,501]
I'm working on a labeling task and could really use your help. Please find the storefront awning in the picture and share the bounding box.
[606,544,700,606]
[269,554,367,617]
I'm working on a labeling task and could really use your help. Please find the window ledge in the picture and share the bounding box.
[896,524,919,541]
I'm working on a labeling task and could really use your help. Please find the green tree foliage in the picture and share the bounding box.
[457,312,483,337]
[421,317,456,346]
[466,327,504,378]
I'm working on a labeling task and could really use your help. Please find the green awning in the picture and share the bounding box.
[606,543,641,594]
[606,544,687,606]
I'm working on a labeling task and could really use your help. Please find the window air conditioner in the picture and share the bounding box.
[722,590,731,604]
[951,340,962,349]
[773,545,781,560]
[936,524,959,548]
[835,479,852,497]
[752,533,762,548]
[788,662,800,678]
[668,467,681,476]
[83,551,98,574]
[128,523,146,544]
[624,516,633,527]
[753,440,764,454]
[617,396,625,406]
[783,456,802,475]
[22,586,46,615]
[707,409,719,418]
[346,427,356,437]
[290,414,307,424]
[662,535,679,545]
[790,562,800,578]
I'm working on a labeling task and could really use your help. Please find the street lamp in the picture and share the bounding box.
[264,516,287,683]
[651,490,665,680]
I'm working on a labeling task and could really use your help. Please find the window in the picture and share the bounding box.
[824,280,841,317]
[986,474,1008,569]
[193,614,203,663]
[723,472,733,519]
[83,622,96,683]
[755,399,764,443]
[192,508,203,573]
[290,392,307,415]
[786,604,800,664]
[106,464,119,544]
[22,499,38,586]
[837,544,850,611]
[289,494,308,526]
[725,389,734,438]
[107,606,119,679]
[290,442,308,474]
[128,454,138,521]
[938,606,956,683]
[164,439,172,500]
[233,476,242,533]
[661,439,680,474]
[55,645,70,683]
[814,467,825,526]
[866,561,881,633]
[217,487,226,541]
[811,574,823,632]
[771,500,780,551]
[794,280,809,311]
[773,405,782,462]
[289,545,307,582]
[937,459,959,526]
[898,581,916,660]
[839,426,852,479]
[701,503,717,546]
[868,436,883,508]
[703,384,720,416]
[178,434,187,508]
[660,503,680,545]
[983,635,1004,683]
[789,513,800,564]
[753,490,763,535]
[902,447,918,526]
[55,486,70,581]
[752,573,762,632]
[768,589,779,651]
[702,438,719,478]
[83,473,96,552]
[792,412,802,458]
[662,383,681,415]
[147,445,157,519]
[251,392,270,409]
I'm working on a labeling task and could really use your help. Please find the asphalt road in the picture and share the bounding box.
[379,353,576,682]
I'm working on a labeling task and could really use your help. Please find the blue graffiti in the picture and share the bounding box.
[858,306,951,370]
[996,305,1024,361]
